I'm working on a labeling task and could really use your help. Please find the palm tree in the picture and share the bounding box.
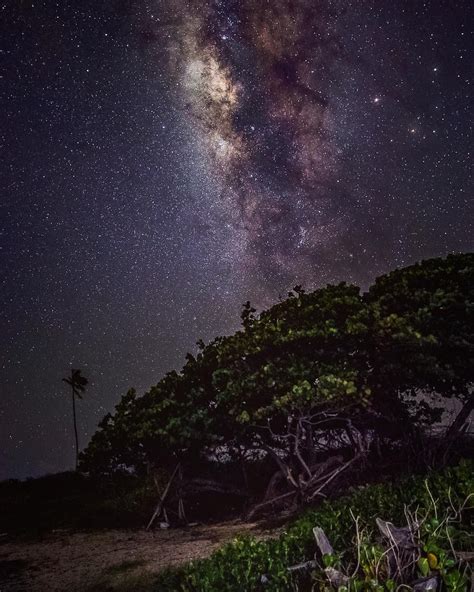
[62,369,88,470]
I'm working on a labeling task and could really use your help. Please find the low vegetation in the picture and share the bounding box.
[153,461,473,591]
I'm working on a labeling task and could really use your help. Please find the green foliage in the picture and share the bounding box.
[367,253,474,414]
[153,461,473,592]
[81,282,374,476]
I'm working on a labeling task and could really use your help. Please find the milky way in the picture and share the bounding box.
[1,0,472,479]
[163,0,345,293]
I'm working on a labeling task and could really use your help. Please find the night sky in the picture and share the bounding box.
[1,0,472,480]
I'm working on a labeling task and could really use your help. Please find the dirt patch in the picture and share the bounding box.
[0,521,269,591]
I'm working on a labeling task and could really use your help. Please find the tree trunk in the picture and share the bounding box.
[445,395,473,440]
[72,384,79,470]
[146,463,180,530]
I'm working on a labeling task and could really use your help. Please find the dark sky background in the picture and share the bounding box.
[1,0,472,481]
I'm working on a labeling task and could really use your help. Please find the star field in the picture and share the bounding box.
[0,0,472,479]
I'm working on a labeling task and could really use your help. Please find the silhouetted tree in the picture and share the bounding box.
[62,369,88,470]
[80,254,473,514]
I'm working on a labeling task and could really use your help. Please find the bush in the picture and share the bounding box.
[154,460,473,591]
[0,472,160,534]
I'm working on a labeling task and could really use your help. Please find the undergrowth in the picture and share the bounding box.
[154,460,473,592]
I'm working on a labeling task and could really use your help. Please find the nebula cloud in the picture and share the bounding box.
[163,0,347,293]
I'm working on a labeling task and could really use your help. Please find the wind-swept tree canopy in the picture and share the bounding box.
[367,254,473,392]
[80,254,473,512]
[366,253,474,429]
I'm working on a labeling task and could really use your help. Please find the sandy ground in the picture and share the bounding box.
[0,521,268,592]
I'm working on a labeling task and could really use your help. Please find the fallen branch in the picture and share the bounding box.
[287,560,317,574]
[306,456,356,501]
[146,463,180,531]
[304,456,344,490]
[313,526,334,556]
[262,469,285,502]
[247,490,297,520]
[185,478,247,497]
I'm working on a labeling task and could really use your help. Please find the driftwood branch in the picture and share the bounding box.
[445,395,473,441]
[287,560,317,573]
[376,518,416,549]
[286,521,440,591]
[313,526,334,556]
[146,463,180,530]
[305,456,343,490]
[413,576,439,591]
[325,567,350,588]
[263,445,300,490]
[306,456,357,501]
[294,420,313,480]
[185,478,247,497]
[247,490,297,520]
[262,469,285,502]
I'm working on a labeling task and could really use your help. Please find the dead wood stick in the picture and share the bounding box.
[287,560,317,573]
[185,478,247,497]
[305,456,343,489]
[247,490,296,520]
[313,527,334,556]
[263,445,299,489]
[146,463,180,530]
[178,498,187,522]
[262,470,285,502]
[306,456,356,501]
[295,420,313,480]
[177,464,187,524]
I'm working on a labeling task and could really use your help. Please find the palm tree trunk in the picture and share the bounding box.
[72,385,79,470]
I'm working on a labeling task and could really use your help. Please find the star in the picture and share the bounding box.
[1,0,472,480]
